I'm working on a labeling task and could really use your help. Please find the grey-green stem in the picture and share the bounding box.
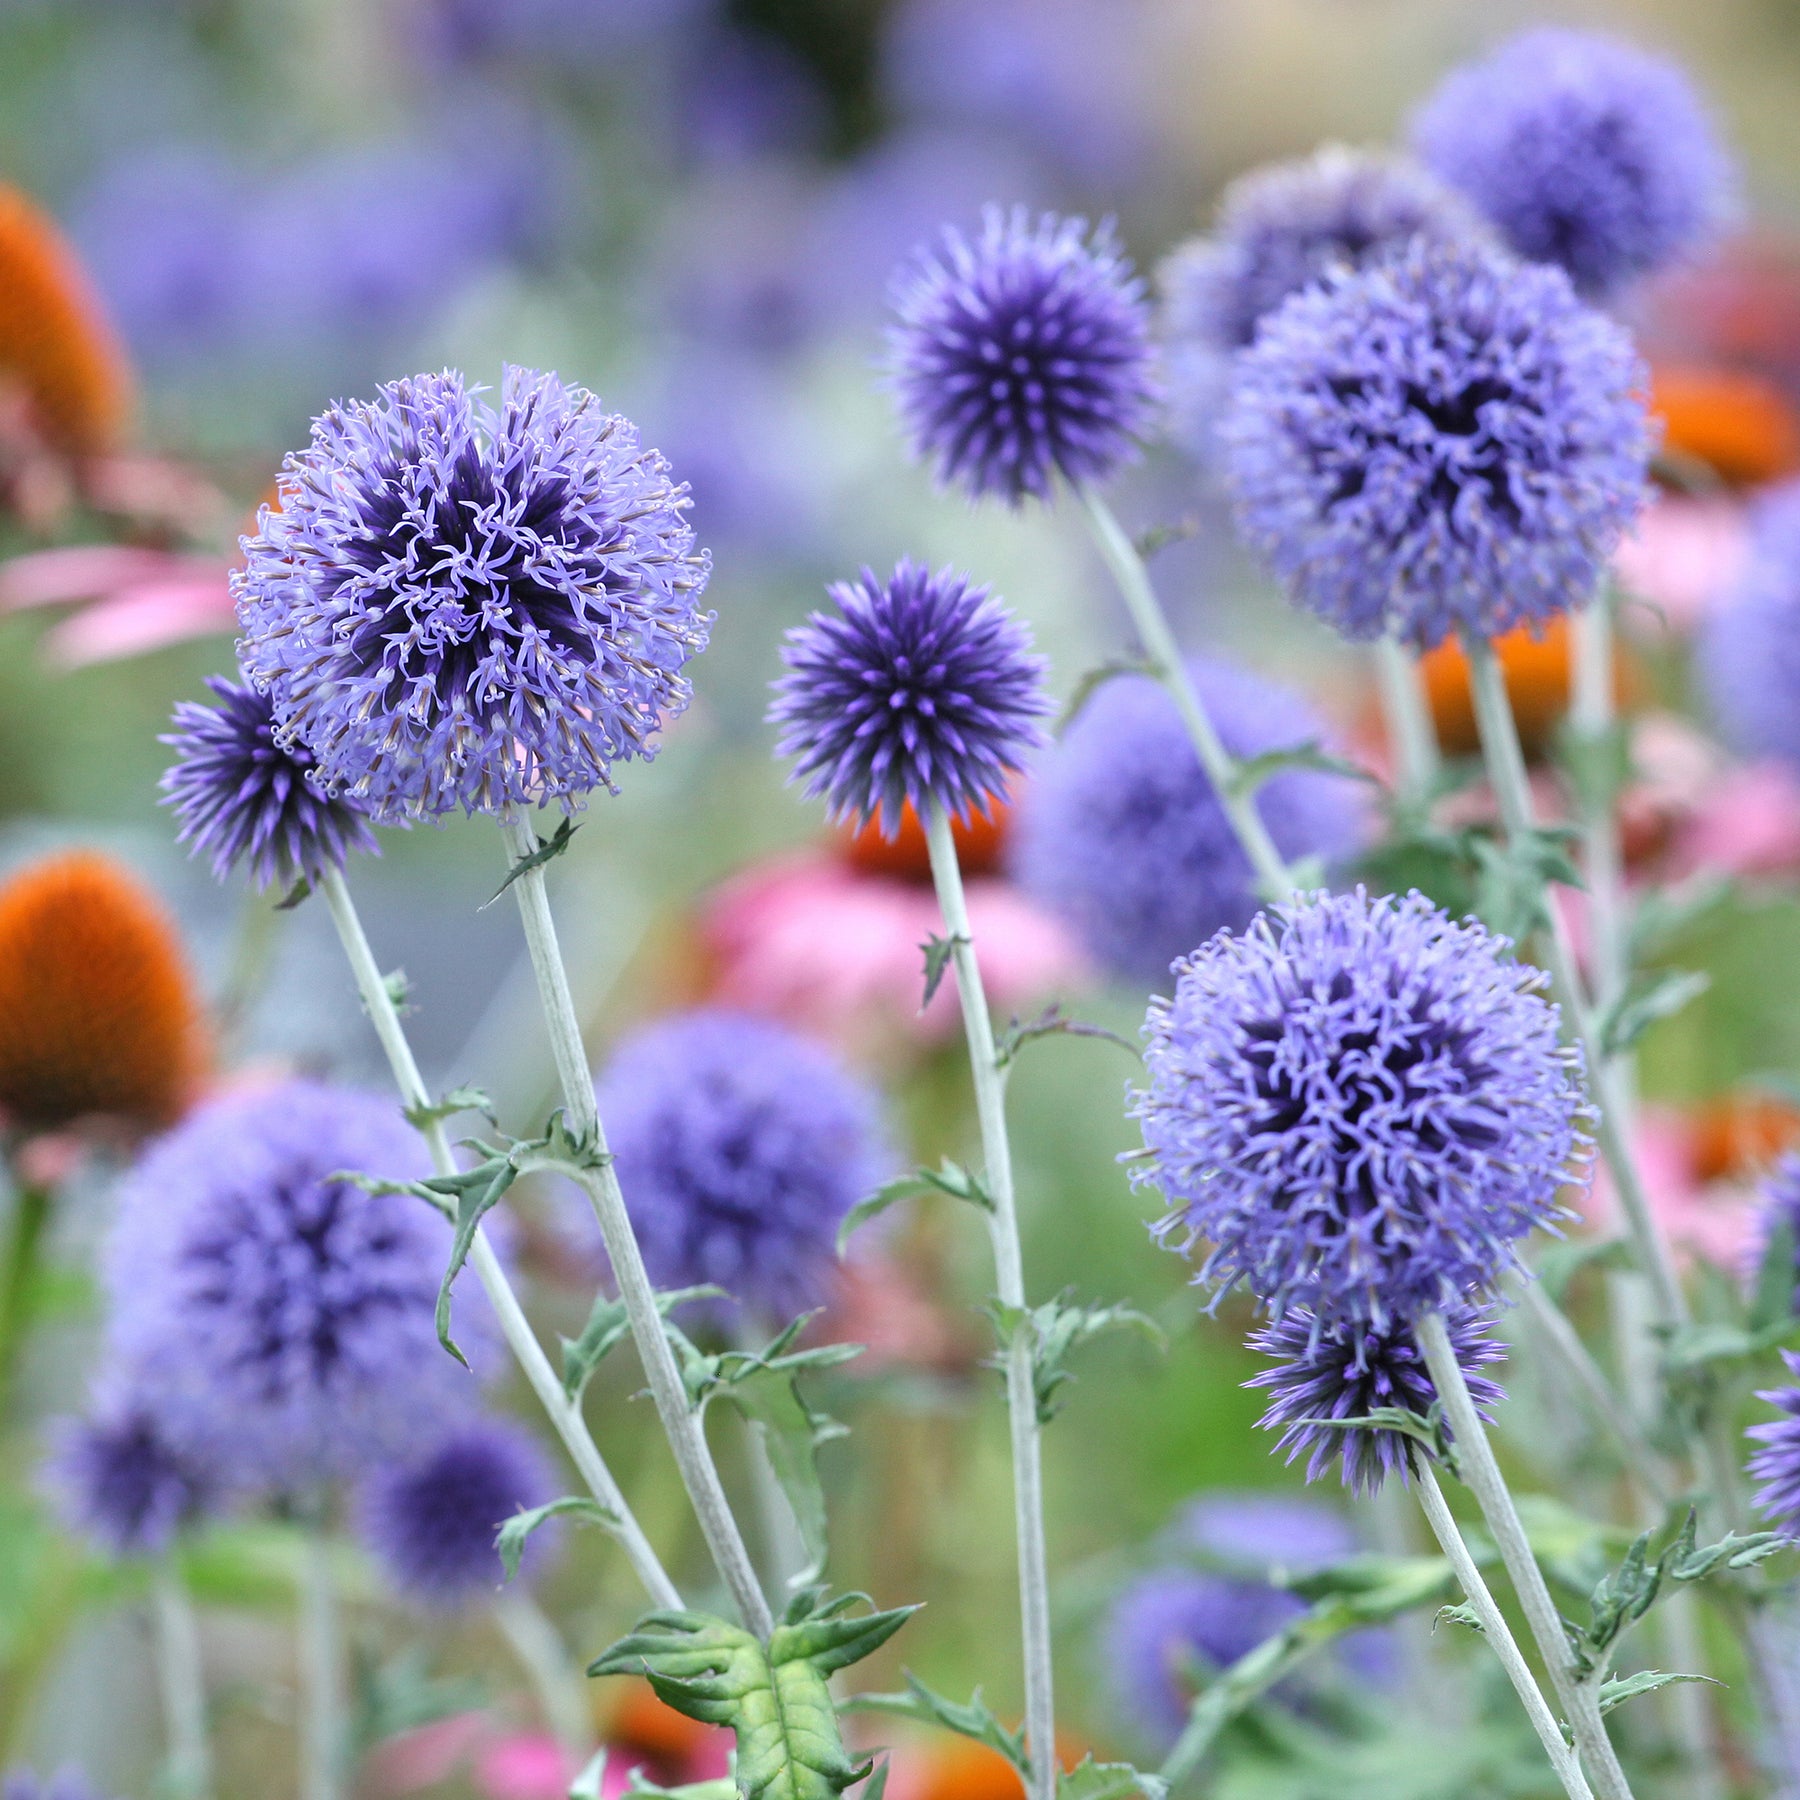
[1412,1459,1594,1800]
[1419,1313,1637,1800]
[317,867,680,1612]
[297,1516,344,1800]
[1373,636,1441,806]
[495,1591,595,1760]
[498,810,773,1639]
[1569,599,1629,1017]
[1077,485,1293,898]
[152,1557,213,1800]
[923,806,1057,1800]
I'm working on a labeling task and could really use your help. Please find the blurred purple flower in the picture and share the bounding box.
[415,0,717,65]
[1701,479,1800,775]
[1749,1349,1800,1531]
[0,1771,109,1800]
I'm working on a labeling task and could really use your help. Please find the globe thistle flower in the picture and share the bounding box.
[1748,1351,1800,1531]
[1246,1305,1507,1494]
[1009,660,1365,988]
[358,1418,555,1608]
[1132,889,1589,1328]
[47,1387,221,1558]
[887,207,1158,505]
[1223,237,1653,649]
[162,675,381,892]
[1412,28,1733,298]
[770,560,1051,838]
[103,1080,494,1493]
[1746,1151,1800,1312]
[0,1771,108,1800]
[580,1009,890,1319]
[1701,480,1800,774]
[234,366,713,825]
[0,852,205,1134]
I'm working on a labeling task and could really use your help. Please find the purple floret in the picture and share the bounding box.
[1701,480,1800,775]
[234,366,713,824]
[1749,1350,1800,1532]
[47,1387,221,1558]
[1412,27,1734,297]
[1132,889,1590,1328]
[1009,660,1366,988]
[1223,237,1652,649]
[888,207,1159,505]
[770,559,1051,838]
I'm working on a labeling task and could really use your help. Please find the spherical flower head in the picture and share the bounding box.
[104,1080,496,1493]
[1163,147,1490,356]
[1132,889,1590,1328]
[1748,1350,1800,1532]
[887,206,1159,505]
[1701,480,1800,776]
[0,851,206,1134]
[1009,660,1366,988]
[1411,28,1734,297]
[234,365,713,825]
[1246,1304,1506,1494]
[1,1770,109,1800]
[358,1418,555,1608]
[46,1388,220,1558]
[1223,237,1653,649]
[162,675,381,891]
[770,560,1051,838]
[584,1009,890,1319]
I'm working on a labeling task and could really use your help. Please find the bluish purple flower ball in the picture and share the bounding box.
[234,366,713,824]
[1223,238,1652,649]
[358,1418,556,1608]
[1701,480,1800,774]
[103,1081,494,1494]
[1412,28,1733,297]
[587,1009,890,1320]
[1749,1350,1800,1531]
[47,1388,221,1558]
[1246,1305,1506,1494]
[1009,660,1366,988]
[1133,889,1589,1328]
[888,207,1159,505]
[162,675,381,891]
[770,560,1051,838]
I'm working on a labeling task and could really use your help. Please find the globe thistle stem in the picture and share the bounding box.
[315,867,681,1613]
[1418,1312,1638,1800]
[1077,486,1293,898]
[151,1556,212,1800]
[0,1180,51,1413]
[1372,636,1441,807]
[1569,597,1630,1015]
[922,805,1057,1800]
[494,1591,594,1762]
[497,810,774,1639]
[1411,1458,1595,1800]
[297,1516,346,1800]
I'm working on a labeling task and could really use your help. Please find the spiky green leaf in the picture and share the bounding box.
[497,1496,620,1584]
[842,1674,1025,1774]
[989,1292,1165,1423]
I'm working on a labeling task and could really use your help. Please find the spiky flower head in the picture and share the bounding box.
[234,365,713,825]
[887,206,1158,505]
[358,1418,555,1608]
[579,1009,890,1319]
[103,1080,495,1494]
[1412,28,1733,297]
[1701,479,1800,775]
[1132,889,1589,1328]
[47,1388,220,1558]
[770,560,1051,838]
[1009,659,1365,988]
[0,851,205,1134]
[162,675,381,891]
[1246,1304,1506,1494]
[1748,1350,1800,1531]
[1223,237,1652,649]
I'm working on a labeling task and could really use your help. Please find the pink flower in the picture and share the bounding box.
[1669,758,1800,879]
[475,1733,579,1800]
[1612,493,1748,632]
[363,1711,490,1794]
[1582,1105,1760,1272]
[0,543,234,666]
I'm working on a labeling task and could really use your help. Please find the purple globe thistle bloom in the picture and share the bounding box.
[1178,1489,1357,1576]
[887,207,1159,505]
[234,366,713,825]
[1223,238,1652,648]
[1701,480,1800,775]
[1009,660,1366,989]
[161,675,380,891]
[1,1772,107,1800]
[358,1418,555,1608]
[770,560,1051,838]
[103,1081,495,1494]
[1412,28,1734,298]
[1748,1351,1800,1531]
[581,1009,889,1320]
[1132,889,1589,1328]
[1246,1304,1507,1494]
[46,1388,221,1558]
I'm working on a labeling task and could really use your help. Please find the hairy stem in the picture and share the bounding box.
[297,1516,344,1800]
[1412,1459,1594,1800]
[152,1557,213,1800]
[498,811,772,1638]
[494,1591,594,1760]
[1077,486,1293,897]
[923,806,1057,1800]
[317,867,680,1611]
[1373,636,1441,806]
[1569,598,1630,1016]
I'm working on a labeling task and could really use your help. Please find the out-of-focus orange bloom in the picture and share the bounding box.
[837,799,1010,882]
[0,185,131,459]
[906,1738,1024,1800]
[1690,1093,1800,1186]
[600,1680,728,1782]
[1419,616,1640,762]
[1651,362,1800,489]
[0,852,205,1134]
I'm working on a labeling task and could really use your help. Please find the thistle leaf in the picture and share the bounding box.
[1056,1758,1165,1800]
[486,815,580,906]
[1596,1670,1719,1715]
[919,933,967,1009]
[993,1004,1139,1071]
[561,1285,723,1403]
[497,1495,619,1584]
[1599,968,1711,1058]
[404,1086,496,1132]
[842,1674,1026,1773]
[1224,742,1377,804]
[836,1160,993,1256]
[988,1292,1165,1423]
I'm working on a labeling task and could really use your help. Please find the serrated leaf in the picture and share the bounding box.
[1056,1757,1165,1800]
[1599,968,1711,1058]
[590,1595,917,1800]
[1289,1406,1445,1460]
[431,1156,521,1368]
[487,815,580,906]
[497,1495,620,1584]
[843,1674,1026,1773]
[837,1162,994,1256]
[1628,875,1735,966]
[1225,742,1378,804]
[1750,1212,1799,1335]
[989,1292,1165,1424]
[1465,825,1584,942]
[993,1004,1139,1071]
[1058,657,1158,733]
[1596,1670,1719,1715]
[919,933,966,1010]
[1660,1318,1795,1374]
[561,1285,722,1402]
[276,876,312,912]
[403,1085,496,1132]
